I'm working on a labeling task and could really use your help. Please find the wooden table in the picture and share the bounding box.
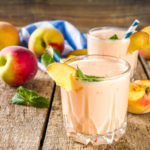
[0,28,150,150]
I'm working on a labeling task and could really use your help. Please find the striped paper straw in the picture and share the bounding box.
[46,46,63,63]
[122,19,140,39]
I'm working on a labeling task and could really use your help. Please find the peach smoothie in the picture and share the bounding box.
[61,55,130,145]
[88,27,138,80]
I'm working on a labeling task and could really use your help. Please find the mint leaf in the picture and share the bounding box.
[29,96,50,108]
[11,92,27,105]
[109,34,119,40]
[41,51,55,68]
[77,66,87,78]
[17,86,38,100]
[84,74,105,79]
[10,86,50,108]
[77,66,105,82]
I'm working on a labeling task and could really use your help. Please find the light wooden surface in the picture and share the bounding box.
[0,0,150,30]
[0,69,54,150]
[42,60,150,150]
[139,55,150,79]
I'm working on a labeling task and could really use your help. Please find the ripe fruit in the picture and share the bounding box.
[128,31,149,54]
[0,21,20,50]
[128,80,150,114]
[139,26,150,59]
[28,27,64,58]
[46,63,78,91]
[66,49,87,57]
[0,46,38,86]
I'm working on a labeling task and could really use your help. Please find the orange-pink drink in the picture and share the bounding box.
[88,27,138,81]
[61,55,131,145]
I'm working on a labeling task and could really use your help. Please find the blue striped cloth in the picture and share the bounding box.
[19,20,87,72]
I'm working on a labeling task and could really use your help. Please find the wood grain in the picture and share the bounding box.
[0,1,150,30]
[0,69,54,150]
[43,60,150,150]
[139,55,150,79]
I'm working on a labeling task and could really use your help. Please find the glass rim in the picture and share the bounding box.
[64,54,131,81]
[88,26,130,42]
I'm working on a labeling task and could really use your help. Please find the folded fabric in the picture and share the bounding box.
[19,20,87,72]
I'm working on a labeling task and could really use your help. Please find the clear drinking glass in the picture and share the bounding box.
[61,55,131,145]
[87,27,138,81]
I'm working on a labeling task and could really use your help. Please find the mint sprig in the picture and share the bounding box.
[41,51,55,68]
[11,86,50,108]
[77,66,105,82]
[109,34,119,40]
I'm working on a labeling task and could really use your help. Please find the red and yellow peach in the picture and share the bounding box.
[28,27,64,58]
[0,46,38,86]
[139,26,150,59]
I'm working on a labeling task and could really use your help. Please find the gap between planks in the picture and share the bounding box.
[39,83,56,150]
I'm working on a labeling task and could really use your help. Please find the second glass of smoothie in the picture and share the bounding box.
[87,27,138,81]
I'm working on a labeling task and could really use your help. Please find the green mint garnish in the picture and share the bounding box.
[11,86,50,108]
[29,96,50,108]
[109,34,119,40]
[77,66,105,82]
[41,51,55,68]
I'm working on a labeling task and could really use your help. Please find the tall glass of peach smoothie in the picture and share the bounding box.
[87,27,138,81]
[61,55,131,145]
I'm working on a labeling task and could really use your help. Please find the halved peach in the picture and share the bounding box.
[46,63,78,91]
[66,49,87,57]
[128,80,150,114]
[128,31,149,54]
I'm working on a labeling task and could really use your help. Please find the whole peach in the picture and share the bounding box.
[139,26,150,59]
[0,22,20,50]
[0,46,38,86]
[28,27,64,58]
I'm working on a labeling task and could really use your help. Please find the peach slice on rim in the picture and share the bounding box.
[128,31,149,54]
[128,80,150,114]
[46,63,78,91]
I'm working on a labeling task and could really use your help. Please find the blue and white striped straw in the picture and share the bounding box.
[122,19,140,39]
[46,46,63,63]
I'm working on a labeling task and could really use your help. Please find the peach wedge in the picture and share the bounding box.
[128,31,149,54]
[128,80,150,114]
[66,49,87,57]
[46,63,78,91]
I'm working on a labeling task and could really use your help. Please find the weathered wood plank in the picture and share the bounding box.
[43,60,150,150]
[0,1,150,29]
[139,55,150,79]
[0,0,149,5]
[0,69,54,150]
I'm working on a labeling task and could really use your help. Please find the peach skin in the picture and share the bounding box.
[0,46,38,86]
[128,80,150,114]
[28,27,64,58]
[139,26,150,59]
[0,22,20,50]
